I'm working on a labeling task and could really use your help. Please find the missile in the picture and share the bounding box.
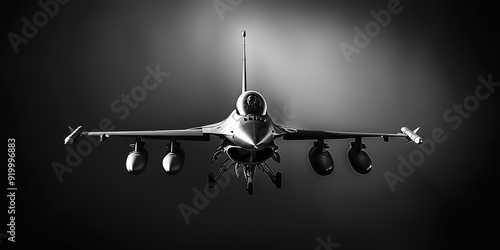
[64,126,84,145]
[401,127,423,145]
[242,30,246,37]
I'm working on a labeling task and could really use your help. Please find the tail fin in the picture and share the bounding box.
[241,30,247,93]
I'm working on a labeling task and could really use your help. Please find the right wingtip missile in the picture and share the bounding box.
[401,126,423,145]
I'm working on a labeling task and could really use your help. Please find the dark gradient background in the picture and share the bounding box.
[1,0,499,249]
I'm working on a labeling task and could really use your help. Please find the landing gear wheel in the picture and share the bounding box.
[208,172,216,188]
[274,172,282,189]
[246,182,254,196]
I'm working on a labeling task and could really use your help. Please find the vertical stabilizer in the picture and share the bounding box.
[241,30,247,93]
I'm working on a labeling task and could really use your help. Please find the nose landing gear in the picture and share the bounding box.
[209,143,282,195]
[209,157,282,196]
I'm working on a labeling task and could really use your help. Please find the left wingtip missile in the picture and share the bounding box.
[401,127,423,145]
[64,125,84,145]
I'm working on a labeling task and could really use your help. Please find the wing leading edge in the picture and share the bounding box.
[63,125,222,145]
[281,126,423,144]
[84,129,210,140]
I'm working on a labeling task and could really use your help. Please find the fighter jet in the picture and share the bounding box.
[64,30,422,195]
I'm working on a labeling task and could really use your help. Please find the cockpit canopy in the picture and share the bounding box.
[236,91,267,116]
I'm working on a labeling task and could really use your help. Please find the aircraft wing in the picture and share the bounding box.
[63,121,228,145]
[280,126,423,144]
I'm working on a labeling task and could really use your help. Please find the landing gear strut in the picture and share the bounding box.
[208,157,233,188]
[257,162,282,189]
[246,181,254,196]
[209,144,283,195]
[243,165,256,195]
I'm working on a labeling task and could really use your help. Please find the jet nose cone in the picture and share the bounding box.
[234,121,273,150]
